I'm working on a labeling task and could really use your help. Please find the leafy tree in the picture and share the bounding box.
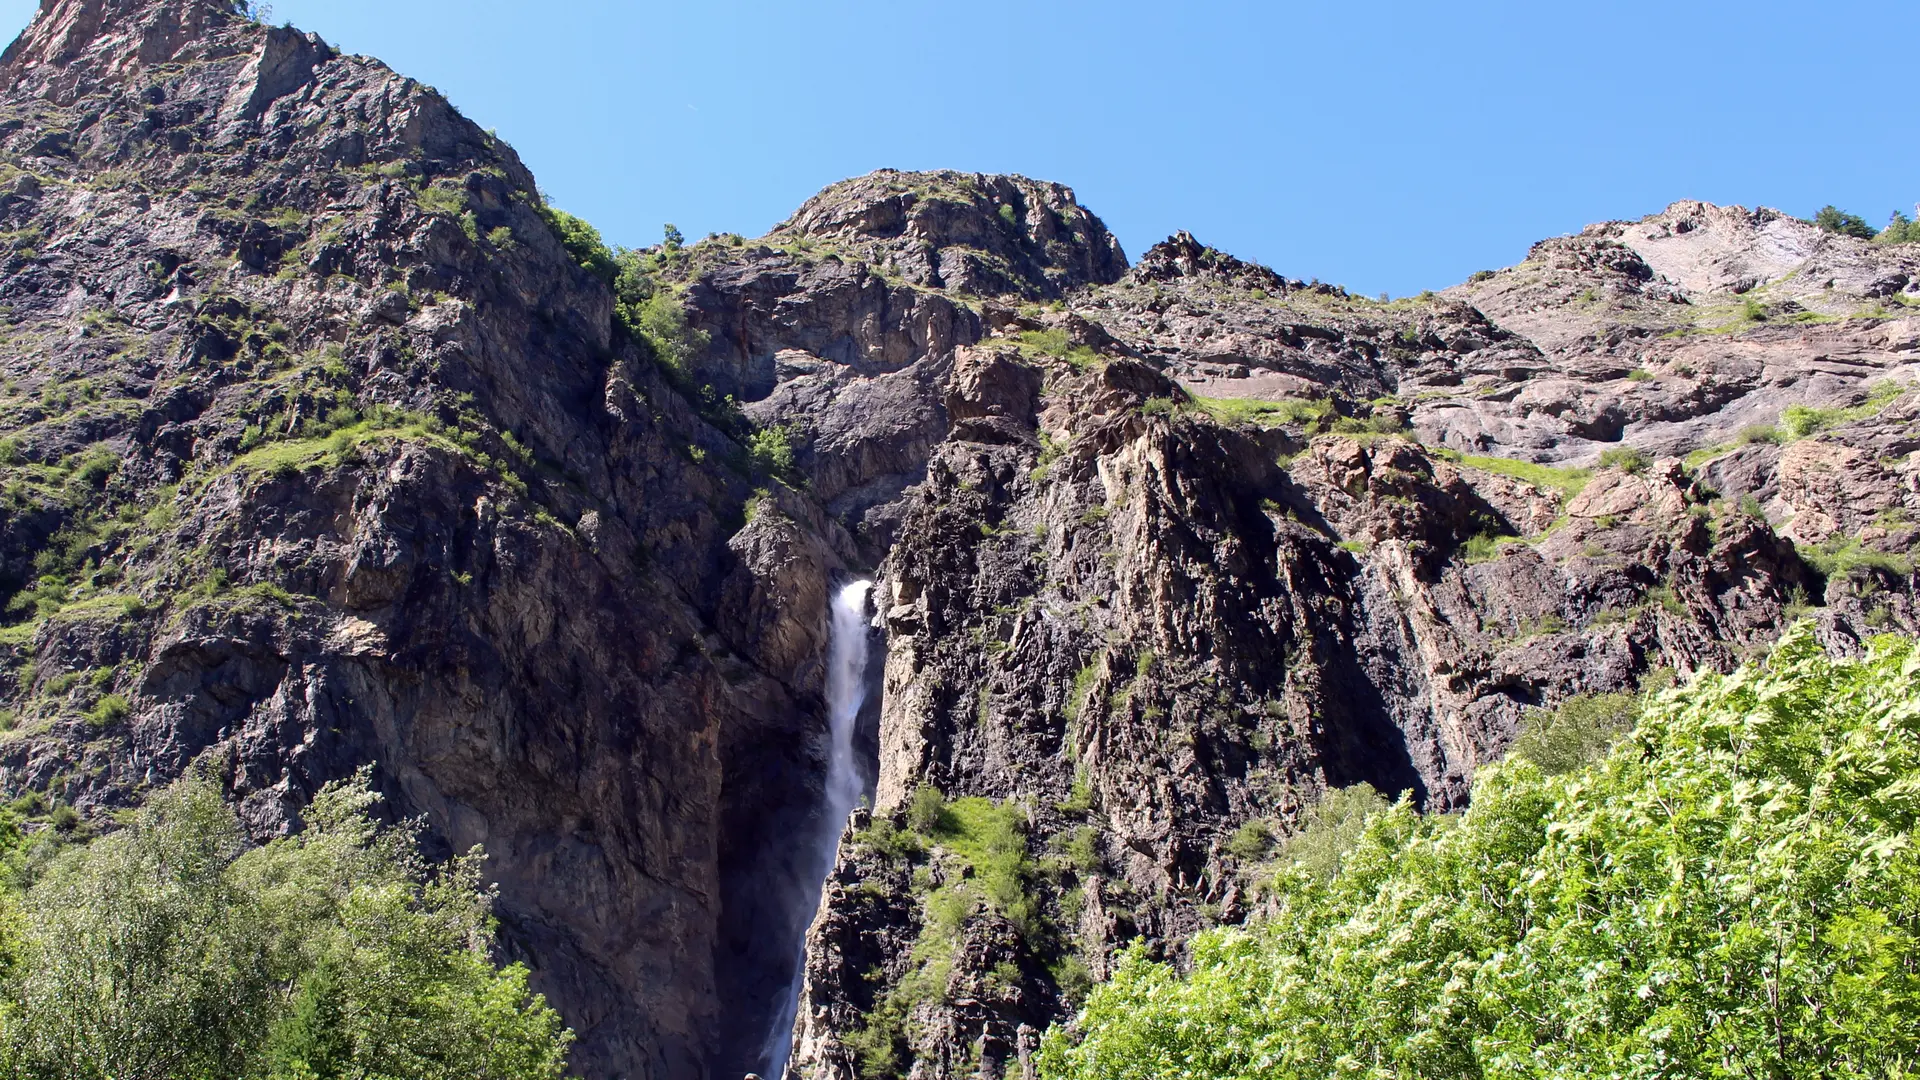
[1878,210,1920,246]
[1506,689,1637,774]
[747,424,798,479]
[631,288,709,376]
[1813,205,1877,239]
[1041,625,1920,1080]
[0,769,572,1079]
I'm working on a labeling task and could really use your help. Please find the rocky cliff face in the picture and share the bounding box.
[751,152,1920,1080]
[0,4,1915,1080]
[0,1,856,1075]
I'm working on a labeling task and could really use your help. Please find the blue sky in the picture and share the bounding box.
[4,1,1913,296]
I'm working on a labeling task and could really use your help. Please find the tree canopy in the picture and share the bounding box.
[0,769,573,1080]
[1040,625,1920,1080]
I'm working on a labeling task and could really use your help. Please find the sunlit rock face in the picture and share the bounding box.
[1,3,1918,1079]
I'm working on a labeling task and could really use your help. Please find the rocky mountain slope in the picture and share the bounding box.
[0,2,1915,1079]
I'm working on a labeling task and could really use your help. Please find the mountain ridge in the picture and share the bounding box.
[0,2,1912,1079]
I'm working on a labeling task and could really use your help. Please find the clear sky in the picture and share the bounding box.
[3,0,1913,297]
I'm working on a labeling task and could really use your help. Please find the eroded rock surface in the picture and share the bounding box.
[1,4,1918,1080]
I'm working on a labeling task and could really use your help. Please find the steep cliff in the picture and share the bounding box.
[760,175,1920,1080]
[0,1,858,1076]
[0,3,1916,1080]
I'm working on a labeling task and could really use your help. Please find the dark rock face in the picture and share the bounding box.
[2,4,1918,1080]
[0,3,842,1076]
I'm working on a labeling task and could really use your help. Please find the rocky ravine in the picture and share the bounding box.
[0,3,1917,1080]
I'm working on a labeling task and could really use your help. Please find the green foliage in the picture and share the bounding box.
[1596,444,1652,473]
[906,785,949,835]
[746,423,798,479]
[1780,381,1903,439]
[1224,820,1272,861]
[1877,211,1920,246]
[537,205,617,282]
[1461,531,1511,563]
[855,818,924,861]
[416,183,469,223]
[1262,782,1391,881]
[81,693,128,729]
[0,769,572,1078]
[1800,534,1914,580]
[630,288,710,376]
[1507,690,1638,775]
[933,797,1036,932]
[1011,329,1101,370]
[1063,663,1100,727]
[1041,626,1920,1080]
[1813,204,1877,239]
[1030,432,1066,483]
[1054,825,1103,874]
[1467,269,1496,283]
[1441,451,1592,498]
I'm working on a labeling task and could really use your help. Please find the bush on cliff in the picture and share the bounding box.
[1040,624,1920,1080]
[1813,205,1877,239]
[0,769,573,1079]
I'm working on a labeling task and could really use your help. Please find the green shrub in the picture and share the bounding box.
[906,785,949,835]
[538,205,616,283]
[935,797,1036,931]
[1507,690,1637,775]
[1876,211,1920,246]
[416,184,468,222]
[1052,825,1103,874]
[1812,205,1876,239]
[856,819,923,861]
[1461,532,1507,563]
[83,693,129,728]
[1780,383,1902,439]
[746,424,797,479]
[1040,626,1920,1080]
[1224,820,1272,861]
[1467,269,1496,283]
[1263,782,1391,881]
[632,289,710,375]
[1442,451,1592,498]
[0,769,573,1078]
[1800,535,1913,580]
[1596,445,1652,473]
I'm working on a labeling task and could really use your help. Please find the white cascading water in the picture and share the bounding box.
[762,579,874,1078]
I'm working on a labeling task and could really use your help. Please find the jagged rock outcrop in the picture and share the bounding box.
[1,4,1918,1080]
[772,169,1127,300]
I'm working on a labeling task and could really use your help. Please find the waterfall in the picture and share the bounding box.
[761,578,874,1078]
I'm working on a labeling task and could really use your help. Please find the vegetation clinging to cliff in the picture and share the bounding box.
[1041,625,1920,1080]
